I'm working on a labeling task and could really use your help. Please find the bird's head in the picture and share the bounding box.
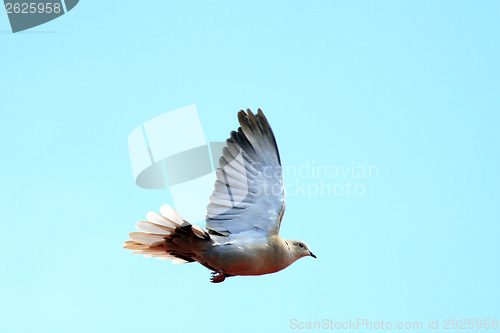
[287,240,317,260]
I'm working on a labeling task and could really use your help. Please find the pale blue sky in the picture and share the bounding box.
[1,1,499,332]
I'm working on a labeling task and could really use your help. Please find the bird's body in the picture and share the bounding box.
[202,234,293,276]
[124,109,315,282]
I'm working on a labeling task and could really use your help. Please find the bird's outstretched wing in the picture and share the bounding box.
[206,109,285,237]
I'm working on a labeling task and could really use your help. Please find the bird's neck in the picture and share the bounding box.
[275,236,300,269]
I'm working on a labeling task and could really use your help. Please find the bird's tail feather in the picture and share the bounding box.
[124,204,210,264]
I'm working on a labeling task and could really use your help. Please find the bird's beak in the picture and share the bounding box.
[309,251,317,259]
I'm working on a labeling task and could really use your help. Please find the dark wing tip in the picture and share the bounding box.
[254,108,281,165]
[235,108,281,165]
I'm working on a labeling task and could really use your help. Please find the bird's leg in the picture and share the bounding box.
[210,270,226,283]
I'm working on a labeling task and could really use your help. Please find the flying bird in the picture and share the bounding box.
[124,109,316,283]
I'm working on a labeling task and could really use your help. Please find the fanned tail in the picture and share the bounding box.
[123,204,210,264]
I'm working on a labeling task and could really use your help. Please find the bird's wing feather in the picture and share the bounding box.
[206,109,285,237]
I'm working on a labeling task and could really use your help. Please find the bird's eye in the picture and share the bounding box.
[298,243,304,248]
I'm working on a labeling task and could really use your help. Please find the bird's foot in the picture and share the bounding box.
[210,271,226,283]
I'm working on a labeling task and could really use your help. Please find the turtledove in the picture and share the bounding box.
[124,109,316,283]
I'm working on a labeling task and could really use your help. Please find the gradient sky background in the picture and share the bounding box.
[1,1,499,332]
